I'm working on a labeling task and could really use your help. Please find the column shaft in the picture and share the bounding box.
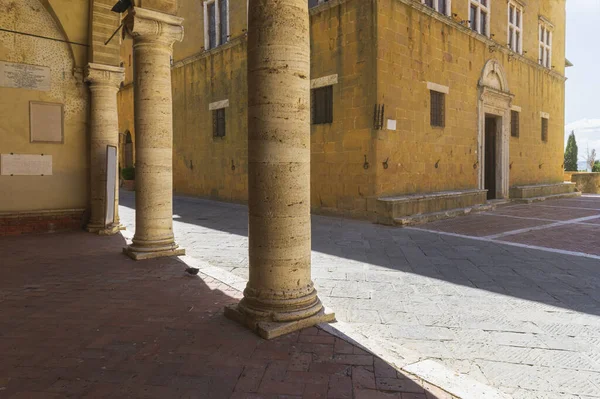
[85,63,124,235]
[123,7,185,260]
[225,0,334,339]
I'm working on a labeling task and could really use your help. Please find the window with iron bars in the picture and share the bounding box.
[511,110,520,138]
[430,90,445,128]
[541,117,548,142]
[213,108,226,138]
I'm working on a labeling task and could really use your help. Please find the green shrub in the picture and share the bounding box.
[121,167,135,180]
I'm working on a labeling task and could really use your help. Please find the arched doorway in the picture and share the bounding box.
[477,60,514,200]
[124,130,134,168]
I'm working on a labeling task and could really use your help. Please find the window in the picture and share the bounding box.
[204,0,229,50]
[309,0,328,7]
[508,1,523,54]
[541,117,548,142]
[213,108,226,137]
[539,21,553,68]
[423,0,451,16]
[430,90,445,127]
[511,110,520,138]
[469,0,490,37]
[312,85,333,125]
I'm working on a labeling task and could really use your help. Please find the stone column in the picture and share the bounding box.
[224,0,334,339]
[122,7,185,260]
[85,63,125,235]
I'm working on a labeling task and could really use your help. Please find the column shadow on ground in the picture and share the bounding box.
[119,191,600,318]
[0,230,443,398]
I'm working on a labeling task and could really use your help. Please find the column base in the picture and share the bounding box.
[86,224,121,236]
[224,304,336,340]
[123,245,185,260]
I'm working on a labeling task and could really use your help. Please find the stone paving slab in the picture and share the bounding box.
[118,192,600,399]
[0,232,452,399]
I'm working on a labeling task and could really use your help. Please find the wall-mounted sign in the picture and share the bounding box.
[0,154,53,176]
[30,102,64,143]
[0,61,51,91]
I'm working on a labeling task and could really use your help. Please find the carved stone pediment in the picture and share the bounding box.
[479,59,510,93]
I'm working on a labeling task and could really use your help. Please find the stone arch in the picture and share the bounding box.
[478,59,510,93]
[37,0,78,67]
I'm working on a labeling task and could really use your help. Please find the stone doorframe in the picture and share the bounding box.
[477,59,514,199]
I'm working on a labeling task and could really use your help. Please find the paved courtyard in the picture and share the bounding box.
[119,192,600,399]
[0,232,449,399]
[415,196,600,258]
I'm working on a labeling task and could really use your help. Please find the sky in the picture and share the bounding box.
[564,0,600,168]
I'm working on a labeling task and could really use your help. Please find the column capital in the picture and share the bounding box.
[124,7,184,46]
[85,63,125,88]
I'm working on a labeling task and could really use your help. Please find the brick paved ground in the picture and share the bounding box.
[419,196,600,256]
[0,231,451,399]
[118,193,600,399]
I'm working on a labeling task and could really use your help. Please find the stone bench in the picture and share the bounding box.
[509,182,578,201]
[376,189,489,225]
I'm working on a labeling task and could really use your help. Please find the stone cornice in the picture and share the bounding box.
[85,63,125,87]
[124,6,184,46]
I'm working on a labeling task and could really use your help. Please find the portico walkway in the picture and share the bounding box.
[118,192,600,399]
[0,230,448,398]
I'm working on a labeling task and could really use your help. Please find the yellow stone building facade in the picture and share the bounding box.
[169,0,570,221]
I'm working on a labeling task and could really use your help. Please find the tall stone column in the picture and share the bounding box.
[85,63,125,235]
[225,0,334,339]
[122,7,185,260]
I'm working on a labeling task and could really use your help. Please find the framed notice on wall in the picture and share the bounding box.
[30,101,64,143]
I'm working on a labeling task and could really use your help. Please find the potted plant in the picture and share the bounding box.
[121,166,135,191]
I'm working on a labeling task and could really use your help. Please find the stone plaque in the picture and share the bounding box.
[30,102,64,143]
[0,61,51,91]
[0,154,53,176]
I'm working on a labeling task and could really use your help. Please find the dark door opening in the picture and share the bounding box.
[484,116,497,200]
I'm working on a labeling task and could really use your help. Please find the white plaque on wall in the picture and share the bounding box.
[387,119,397,131]
[0,154,53,176]
[0,61,51,91]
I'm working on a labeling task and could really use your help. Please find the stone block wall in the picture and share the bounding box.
[172,38,249,203]
[571,173,600,194]
[168,0,567,219]
[374,0,566,199]
[309,0,378,218]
